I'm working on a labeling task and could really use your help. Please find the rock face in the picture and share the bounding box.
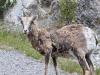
[77,0,100,43]
[4,0,60,31]
[77,0,99,28]
[91,43,100,69]
[4,0,45,23]
[77,0,100,69]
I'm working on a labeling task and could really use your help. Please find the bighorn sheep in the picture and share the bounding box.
[18,16,98,75]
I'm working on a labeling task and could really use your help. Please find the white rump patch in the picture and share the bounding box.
[82,27,96,51]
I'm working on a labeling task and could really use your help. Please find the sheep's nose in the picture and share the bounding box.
[24,30,27,34]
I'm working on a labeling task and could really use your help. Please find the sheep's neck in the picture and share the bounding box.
[29,25,41,49]
[32,25,40,39]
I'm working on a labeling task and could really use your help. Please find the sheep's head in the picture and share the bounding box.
[18,16,37,34]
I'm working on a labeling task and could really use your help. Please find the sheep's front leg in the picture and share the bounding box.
[85,54,95,75]
[45,51,50,75]
[52,56,58,75]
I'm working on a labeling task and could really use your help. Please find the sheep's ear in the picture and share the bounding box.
[17,16,22,21]
[17,16,23,27]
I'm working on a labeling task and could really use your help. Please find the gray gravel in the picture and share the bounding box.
[0,50,79,75]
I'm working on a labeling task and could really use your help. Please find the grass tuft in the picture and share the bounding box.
[58,58,82,74]
[58,58,100,75]
[0,31,42,59]
[96,69,100,75]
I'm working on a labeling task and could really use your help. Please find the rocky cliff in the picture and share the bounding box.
[77,0,100,69]
[4,0,60,31]
[77,0,100,39]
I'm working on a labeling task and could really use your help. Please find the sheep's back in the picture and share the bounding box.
[52,24,96,53]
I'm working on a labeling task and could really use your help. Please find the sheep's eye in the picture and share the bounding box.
[21,21,23,24]
[29,26,31,30]
[30,21,34,25]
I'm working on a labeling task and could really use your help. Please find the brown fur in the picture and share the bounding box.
[30,24,95,75]
[50,25,87,57]
[52,25,87,50]
[19,16,97,75]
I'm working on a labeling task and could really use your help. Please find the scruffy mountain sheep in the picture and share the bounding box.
[18,16,98,75]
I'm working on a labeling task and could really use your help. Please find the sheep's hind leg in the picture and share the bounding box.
[73,49,91,75]
[77,56,90,75]
[52,56,58,75]
[85,53,95,75]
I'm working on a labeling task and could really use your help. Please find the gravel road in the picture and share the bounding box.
[0,49,79,75]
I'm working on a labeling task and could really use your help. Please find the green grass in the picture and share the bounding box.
[0,31,42,59]
[58,58,82,74]
[58,58,100,75]
[96,69,100,75]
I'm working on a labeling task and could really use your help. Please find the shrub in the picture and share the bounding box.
[59,0,77,24]
[0,0,16,18]
[0,0,16,10]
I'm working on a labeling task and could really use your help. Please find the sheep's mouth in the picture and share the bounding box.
[24,32,27,34]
